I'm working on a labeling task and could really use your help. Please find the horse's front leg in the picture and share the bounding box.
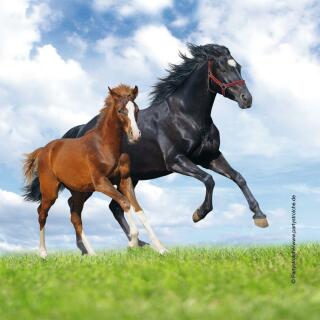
[167,154,215,222]
[203,152,269,228]
[109,200,149,247]
[118,175,167,254]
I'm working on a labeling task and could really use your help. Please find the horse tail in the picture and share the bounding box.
[23,148,43,202]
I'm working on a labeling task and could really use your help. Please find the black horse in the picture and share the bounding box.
[25,44,268,251]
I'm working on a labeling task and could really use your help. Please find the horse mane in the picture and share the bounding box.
[97,84,133,128]
[149,43,230,106]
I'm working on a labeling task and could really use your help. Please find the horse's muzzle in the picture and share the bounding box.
[238,91,252,109]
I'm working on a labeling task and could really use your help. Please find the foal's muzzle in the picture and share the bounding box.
[128,130,141,144]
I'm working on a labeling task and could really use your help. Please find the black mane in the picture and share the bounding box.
[149,43,230,106]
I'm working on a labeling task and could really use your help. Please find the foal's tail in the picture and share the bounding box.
[23,148,43,202]
[23,148,43,184]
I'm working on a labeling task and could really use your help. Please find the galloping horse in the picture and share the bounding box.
[23,85,167,257]
[25,44,269,250]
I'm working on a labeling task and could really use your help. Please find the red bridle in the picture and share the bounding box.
[208,59,245,96]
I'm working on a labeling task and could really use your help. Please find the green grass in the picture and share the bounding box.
[0,244,319,320]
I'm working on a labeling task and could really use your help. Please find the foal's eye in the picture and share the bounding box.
[118,109,127,114]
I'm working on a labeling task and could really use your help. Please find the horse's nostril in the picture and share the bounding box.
[240,93,247,102]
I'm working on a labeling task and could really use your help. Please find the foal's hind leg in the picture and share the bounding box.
[37,176,59,258]
[68,191,95,255]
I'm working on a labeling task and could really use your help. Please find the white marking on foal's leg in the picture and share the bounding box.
[39,227,47,259]
[125,101,140,140]
[126,206,139,247]
[80,231,96,256]
[227,59,237,67]
[135,210,168,254]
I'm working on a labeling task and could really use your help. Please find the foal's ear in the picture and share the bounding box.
[108,87,121,99]
[132,85,138,100]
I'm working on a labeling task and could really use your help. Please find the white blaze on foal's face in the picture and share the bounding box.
[227,59,237,67]
[125,101,140,141]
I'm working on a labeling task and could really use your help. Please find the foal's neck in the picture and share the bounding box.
[96,105,123,151]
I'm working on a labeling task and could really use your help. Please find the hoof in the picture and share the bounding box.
[39,250,47,259]
[77,240,88,255]
[158,247,169,255]
[192,209,202,223]
[254,217,269,228]
[128,240,139,248]
[138,239,150,247]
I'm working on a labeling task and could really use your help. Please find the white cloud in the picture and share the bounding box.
[0,0,41,61]
[0,1,100,168]
[286,184,320,196]
[95,24,185,106]
[222,203,246,220]
[171,16,189,28]
[0,241,25,253]
[67,33,88,57]
[93,0,172,16]
[96,24,185,75]
[134,25,184,67]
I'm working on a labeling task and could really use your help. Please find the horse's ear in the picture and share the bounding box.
[108,87,121,99]
[132,85,138,100]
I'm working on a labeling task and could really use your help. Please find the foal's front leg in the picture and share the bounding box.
[203,152,269,228]
[118,176,167,254]
[93,175,139,247]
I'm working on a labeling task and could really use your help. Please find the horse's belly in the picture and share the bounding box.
[125,139,170,180]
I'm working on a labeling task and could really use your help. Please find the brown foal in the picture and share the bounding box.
[23,84,166,258]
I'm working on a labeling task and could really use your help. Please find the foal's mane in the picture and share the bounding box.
[149,43,230,106]
[97,84,133,128]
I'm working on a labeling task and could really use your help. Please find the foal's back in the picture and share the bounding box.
[37,129,115,192]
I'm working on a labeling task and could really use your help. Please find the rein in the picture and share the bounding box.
[207,59,245,96]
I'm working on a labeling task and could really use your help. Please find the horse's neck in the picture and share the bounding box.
[173,62,216,126]
[96,106,122,151]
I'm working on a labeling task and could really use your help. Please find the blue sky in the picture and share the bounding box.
[0,0,319,253]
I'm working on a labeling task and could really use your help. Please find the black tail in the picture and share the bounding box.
[23,124,84,202]
[23,177,42,202]
[23,178,65,202]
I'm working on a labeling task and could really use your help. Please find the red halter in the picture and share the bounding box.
[208,59,245,96]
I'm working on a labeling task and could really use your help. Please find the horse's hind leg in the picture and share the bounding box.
[37,176,59,259]
[68,191,95,256]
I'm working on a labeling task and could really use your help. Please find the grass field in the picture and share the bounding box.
[0,244,319,320]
